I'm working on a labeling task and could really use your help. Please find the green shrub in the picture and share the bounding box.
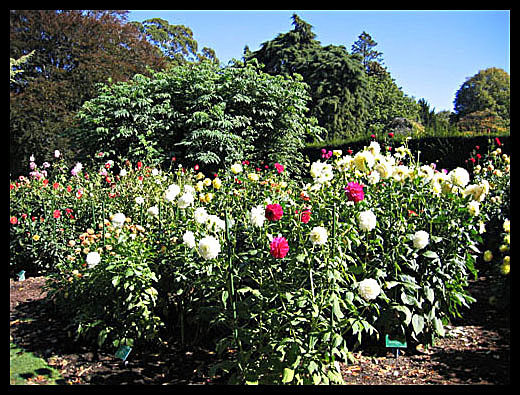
[69,60,324,178]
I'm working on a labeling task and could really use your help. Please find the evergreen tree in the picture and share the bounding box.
[351,31,384,73]
[245,14,371,140]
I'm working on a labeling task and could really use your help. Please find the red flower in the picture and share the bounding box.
[270,236,289,259]
[495,137,502,146]
[53,209,61,219]
[10,216,18,225]
[137,161,143,170]
[42,179,49,187]
[388,132,394,138]
[300,209,311,224]
[274,163,284,174]
[194,164,199,171]
[53,182,60,189]
[265,204,283,221]
[407,209,418,217]
[66,185,72,193]
[371,134,376,139]
[344,182,365,203]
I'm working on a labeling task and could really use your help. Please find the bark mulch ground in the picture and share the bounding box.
[10,271,509,385]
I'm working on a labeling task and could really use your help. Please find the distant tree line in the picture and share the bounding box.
[10,11,509,179]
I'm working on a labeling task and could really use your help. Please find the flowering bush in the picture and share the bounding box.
[10,136,508,384]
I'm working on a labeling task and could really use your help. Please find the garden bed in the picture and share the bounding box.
[10,270,509,385]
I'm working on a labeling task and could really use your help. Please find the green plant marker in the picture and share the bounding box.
[115,345,132,362]
[385,334,407,358]
[17,270,25,282]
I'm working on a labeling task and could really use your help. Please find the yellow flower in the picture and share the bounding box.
[195,181,204,192]
[231,163,243,174]
[204,192,214,203]
[483,250,493,262]
[499,244,509,253]
[196,172,205,180]
[248,173,259,182]
[503,219,510,233]
[32,234,40,241]
[501,263,510,275]
[212,178,222,190]
[503,255,510,265]
[203,178,212,187]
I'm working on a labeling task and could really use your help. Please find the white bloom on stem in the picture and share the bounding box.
[412,230,429,249]
[119,169,127,177]
[198,236,221,260]
[86,251,101,269]
[467,200,480,216]
[206,214,225,232]
[177,192,194,209]
[147,206,159,216]
[54,150,61,158]
[358,278,381,301]
[310,160,334,183]
[250,205,266,228]
[448,167,470,188]
[111,213,126,228]
[194,207,209,224]
[231,163,243,174]
[309,226,328,245]
[358,210,377,232]
[183,231,196,249]
[135,196,145,205]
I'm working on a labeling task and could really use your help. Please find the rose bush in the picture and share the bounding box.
[10,137,508,384]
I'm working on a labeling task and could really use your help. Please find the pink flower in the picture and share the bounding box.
[274,163,284,174]
[265,204,283,221]
[10,216,18,225]
[300,209,311,224]
[270,236,289,259]
[53,209,61,219]
[495,137,502,146]
[344,182,365,203]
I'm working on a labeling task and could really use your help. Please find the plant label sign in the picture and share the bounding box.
[115,345,132,362]
[385,334,407,348]
[17,270,25,282]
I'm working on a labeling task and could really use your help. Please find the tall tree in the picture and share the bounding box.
[129,18,218,66]
[453,67,510,123]
[10,10,166,178]
[351,31,384,72]
[245,14,371,140]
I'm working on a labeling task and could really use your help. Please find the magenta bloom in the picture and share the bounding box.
[265,204,283,221]
[270,236,289,259]
[274,163,285,174]
[344,182,365,203]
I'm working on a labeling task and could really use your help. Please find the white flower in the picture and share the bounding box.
[135,196,145,205]
[198,236,221,260]
[86,251,101,269]
[467,200,480,216]
[367,170,380,185]
[374,159,393,179]
[358,278,381,301]
[194,207,209,224]
[119,169,127,177]
[448,167,470,188]
[54,150,61,158]
[183,231,196,249]
[177,192,194,209]
[250,205,266,227]
[412,230,429,249]
[309,226,328,245]
[310,160,334,183]
[358,210,377,232]
[151,168,159,176]
[353,150,375,172]
[147,206,159,216]
[206,214,225,232]
[111,213,126,228]
[183,185,195,195]
[231,163,243,174]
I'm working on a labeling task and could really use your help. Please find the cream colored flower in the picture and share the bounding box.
[358,278,381,301]
[198,236,221,260]
[358,210,376,232]
[309,226,328,245]
[412,230,429,250]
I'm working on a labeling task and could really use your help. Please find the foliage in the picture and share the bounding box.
[69,60,323,178]
[10,136,508,384]
[453,68,510,127]
[351,31,384,73]
[244,14,371,140]
[10,10,166,179]
[129,17,218,66]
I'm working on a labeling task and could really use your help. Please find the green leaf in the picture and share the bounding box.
[433,317,445,336]
[330,293,344,319]
[111,276,120,287]
[423,250,439,259]
[282,367,295,383]
[412,314,424,335]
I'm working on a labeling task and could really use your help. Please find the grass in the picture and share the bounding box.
[10,342,64,385]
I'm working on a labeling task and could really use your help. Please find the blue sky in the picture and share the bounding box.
[128,10,510,113]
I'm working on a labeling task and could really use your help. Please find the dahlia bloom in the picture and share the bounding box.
[412,230,429,250]
[358,210,377,232]
[358,278,381,301]
[344,182,365,203]
[270,236,289,259]
[309,226,328,245]
[265,204,283,221]
[198,236,221,260]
